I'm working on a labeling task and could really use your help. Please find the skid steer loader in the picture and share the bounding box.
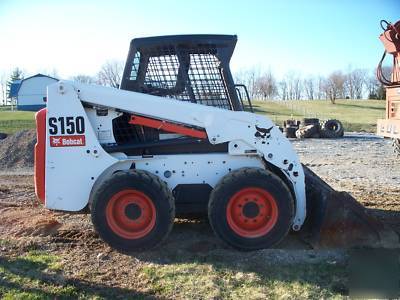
[34,35,397,252]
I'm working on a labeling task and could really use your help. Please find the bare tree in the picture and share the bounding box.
[97,60,124,88]
[317,76,326,100]
[254,70,277,100]
[323,71,346,104]
[303,76,315,100]
[285,72,302,100]
[278,79,288,100]
[234,66,261,99]
[345,68,367,99]
[72,74,96,84]
[0,72,8,106]
[367,67,391,100]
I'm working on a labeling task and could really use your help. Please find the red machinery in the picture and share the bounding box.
[377,20,400,144]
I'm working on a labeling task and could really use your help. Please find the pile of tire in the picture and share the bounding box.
[294,118,344,139]
[295,118,320,139]
[283,119,300,138]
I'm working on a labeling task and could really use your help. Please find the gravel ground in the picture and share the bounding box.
[293,133,400,191]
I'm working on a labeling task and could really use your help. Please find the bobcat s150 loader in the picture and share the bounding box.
[34,35,397,252]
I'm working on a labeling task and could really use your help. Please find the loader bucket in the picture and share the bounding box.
[301,165,399,249]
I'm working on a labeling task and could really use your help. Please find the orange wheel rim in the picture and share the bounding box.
[106,189,156,239]
[226,187,278,238]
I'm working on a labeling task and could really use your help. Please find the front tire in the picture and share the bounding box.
[208,168,294,251]
[91,170,175,253]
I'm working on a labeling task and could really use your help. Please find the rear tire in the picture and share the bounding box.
[393,138,400,156]
[284,126,297,138]
[320,119,344,138]
[91,170,175,253]
[208,168,294,251]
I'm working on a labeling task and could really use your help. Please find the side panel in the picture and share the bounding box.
[45,84,117,211]
[377,119,400,138]
[133,153,265,189]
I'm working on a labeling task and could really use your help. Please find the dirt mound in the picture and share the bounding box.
[0,203,61,238]
[0,129,36,169]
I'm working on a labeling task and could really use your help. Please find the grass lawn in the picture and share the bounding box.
[0,248,347,299]
[0,110,35,134]
[140,260,347,299]
[252,99,386,132]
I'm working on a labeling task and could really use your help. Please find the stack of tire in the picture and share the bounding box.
[283,120,300,138]
[393,139,400,156]
[295,118,344,139]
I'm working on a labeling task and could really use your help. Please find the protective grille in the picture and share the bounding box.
[128,45,232,109]
[188,53,230,108]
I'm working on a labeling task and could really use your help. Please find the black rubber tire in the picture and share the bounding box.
[393,138,400,156]
[284,126,297,138]
[295,124,319,139]
[284,119,301,127]
[91,170,175,253]
[303,118,319,126]
[208,168,294,251]
[0,133,7,140]
[320,119,344,138]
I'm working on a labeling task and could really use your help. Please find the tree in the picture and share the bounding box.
[285,72,302,100]
[72,74,96,84]
[254,70,277,100]
[323,71,346,104]
[303,76,315,100]
[317,76,326,100]
[6,68,24,106]
[278,79,288,100]
[97,60,124,88]
[0,72,8,106]
[367,67,391,100]
[234,66,261,99]
[345,68,367,99]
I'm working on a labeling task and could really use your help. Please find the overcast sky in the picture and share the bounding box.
[0,0,399,79]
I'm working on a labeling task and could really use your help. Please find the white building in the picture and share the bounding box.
[9,74,58,111]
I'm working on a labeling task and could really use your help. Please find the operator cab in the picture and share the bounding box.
[120,34,252,112]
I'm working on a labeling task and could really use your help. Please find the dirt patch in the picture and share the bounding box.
[0,129,36,169]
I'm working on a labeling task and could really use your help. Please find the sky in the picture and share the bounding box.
[0,0,399,80]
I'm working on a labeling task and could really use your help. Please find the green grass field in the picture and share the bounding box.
[0,99,386,134]
[0,109,35,134]
[252,99,385,132]
[0,247,347,299]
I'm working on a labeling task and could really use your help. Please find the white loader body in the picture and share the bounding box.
[42,81,306,230]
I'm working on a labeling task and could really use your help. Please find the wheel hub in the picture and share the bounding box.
[226,187,278,238]
[125,203,142,220]
[242,201,260,218]
[105,189,156,239]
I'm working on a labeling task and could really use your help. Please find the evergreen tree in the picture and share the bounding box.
[6,68,24,106]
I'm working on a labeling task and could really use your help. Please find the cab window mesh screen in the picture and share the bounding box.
[145,55,180,89]
[127,44,232,110]
[188,53,229,108]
